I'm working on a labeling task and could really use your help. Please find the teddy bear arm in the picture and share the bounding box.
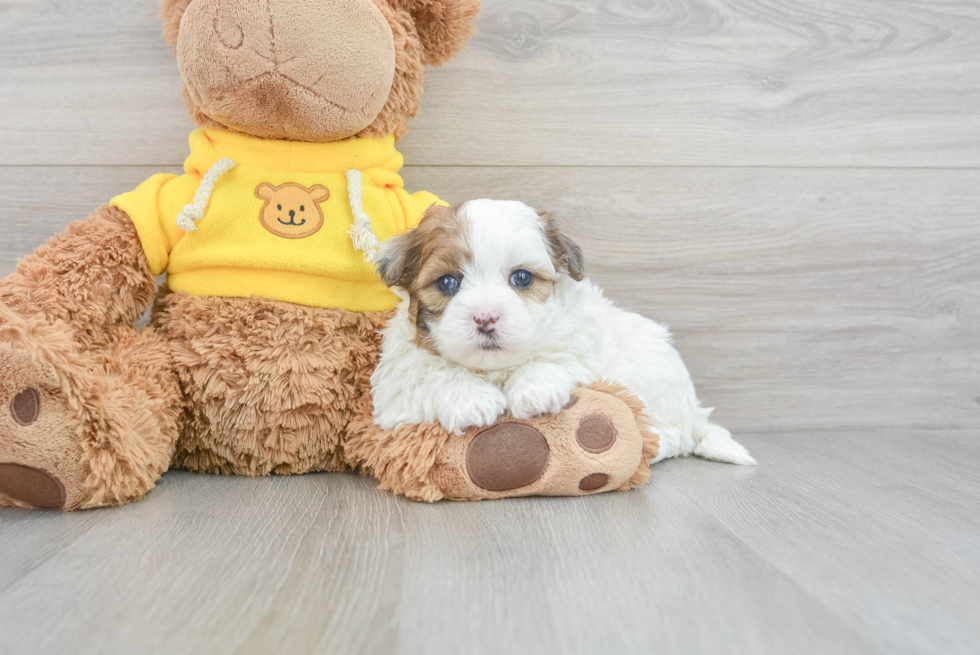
[0,204,157,344]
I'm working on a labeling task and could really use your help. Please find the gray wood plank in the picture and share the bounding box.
[2,0,979,167]
[0,474,405,654]
[658,429,980,655]
[0,430,977,654]
[392,473,885,655]
[2,165,977,433]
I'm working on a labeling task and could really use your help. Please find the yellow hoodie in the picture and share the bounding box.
[111,129,444,312]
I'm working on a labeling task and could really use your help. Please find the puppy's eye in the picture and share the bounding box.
[510,269,533,288]
[437,274,460,295]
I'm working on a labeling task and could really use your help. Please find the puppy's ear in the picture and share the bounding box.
[540,211,585,281]
[376,229,423,289]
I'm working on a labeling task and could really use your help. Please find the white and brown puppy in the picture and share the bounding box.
[371,199,755,465]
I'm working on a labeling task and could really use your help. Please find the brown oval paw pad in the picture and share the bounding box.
[579,473,609,491]
[0,463,66,510]
[466,424,550,492]
[10,388,40,426]
[576,415,617,453]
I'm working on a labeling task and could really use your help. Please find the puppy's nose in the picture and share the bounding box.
[474,312,499,331]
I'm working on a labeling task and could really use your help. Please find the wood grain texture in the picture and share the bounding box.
[1,0,979,166]
[0,430,978,655]
[2,165,977,432]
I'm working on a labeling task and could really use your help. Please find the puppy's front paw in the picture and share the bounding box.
[506,376,573,420]
[437,381,507,435]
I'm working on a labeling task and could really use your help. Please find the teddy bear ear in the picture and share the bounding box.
[309,185,330,202]
[255,183,276,200]
[159,0,195,50]
[404,0,481,67]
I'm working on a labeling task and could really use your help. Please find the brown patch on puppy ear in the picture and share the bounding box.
[159,0,195,51]
[378,203,471,351]
[404,0,481,67]
[539,211,586,281]
[376,228,424,289]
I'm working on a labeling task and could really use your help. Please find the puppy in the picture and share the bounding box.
[371,200,755,465]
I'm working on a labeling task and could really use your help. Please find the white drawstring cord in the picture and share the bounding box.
[345,169,380,263]
[175,158,237,232]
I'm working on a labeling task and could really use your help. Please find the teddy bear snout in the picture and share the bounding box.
[175,0,396,142]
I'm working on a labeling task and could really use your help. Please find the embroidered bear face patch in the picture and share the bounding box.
[255,183,330,239]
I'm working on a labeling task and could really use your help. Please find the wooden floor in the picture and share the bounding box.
[1,1,978,653]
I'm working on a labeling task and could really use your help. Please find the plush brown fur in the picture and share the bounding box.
[401,0,480,66]
[0,0,656,511]
[347,382,659,502]
[0,203,182,509]
[159,0,194,50]
[360,0,480,138]
[151,291,390,476]
[0,306,181,510]
[0,205,157,348]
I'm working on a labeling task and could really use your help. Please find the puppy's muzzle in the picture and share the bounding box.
[474,311,499,334]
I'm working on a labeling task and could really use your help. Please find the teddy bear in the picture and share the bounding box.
[0,0,659,511]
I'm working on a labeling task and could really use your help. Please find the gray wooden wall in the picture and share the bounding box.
[1,0,978,434]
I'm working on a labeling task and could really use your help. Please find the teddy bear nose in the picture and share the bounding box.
[289,209,295,219]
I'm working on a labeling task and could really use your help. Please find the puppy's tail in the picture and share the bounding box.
[693,422,756,466]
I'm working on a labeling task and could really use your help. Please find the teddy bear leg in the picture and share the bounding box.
[0,315,182,510]
[0,205,181,510]
[346,382,660,502]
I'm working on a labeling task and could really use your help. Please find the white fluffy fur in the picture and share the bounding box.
[371,199,755,465]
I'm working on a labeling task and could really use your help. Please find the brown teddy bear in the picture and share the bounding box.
[0,0,658,511]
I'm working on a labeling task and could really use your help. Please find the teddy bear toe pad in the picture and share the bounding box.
[578,472,610,491]
[9,388,40,426]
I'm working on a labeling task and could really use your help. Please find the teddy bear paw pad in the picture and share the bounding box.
[0,463,66,510]
[465,423,550,492]
[434,385,649,500]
